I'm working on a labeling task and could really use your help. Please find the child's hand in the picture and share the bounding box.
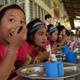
[11,66,16,73]
[51,49,58,54]
[24,55,32,65]
[33,56,40,64]
[7,24,27,48]
[33,51,49,64]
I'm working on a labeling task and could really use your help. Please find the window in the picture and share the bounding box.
[29,0,49,21]
[10,0,16,3]
[29,0,33,20]
[74,19,80,28]
[40,7,42,20]
[34,3,37,18]
[19,3,25,10]
[0,0,5,5]
[41,9,44,20]
[19,0,24,2]
[17,0,25,10]
[5,0,8,4]
[38,5,40,19]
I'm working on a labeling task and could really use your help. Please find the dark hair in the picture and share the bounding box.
[57,25,66,36]
[27,18,45,44]
[45,14,51,20]
[57,25,65,32]
[47,24,53,35]
[66,30,71,36]
[70,31,75,36]
[0,4,25,22]
[47,24,53,29]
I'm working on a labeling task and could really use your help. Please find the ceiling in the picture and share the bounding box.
[62,0,80,29]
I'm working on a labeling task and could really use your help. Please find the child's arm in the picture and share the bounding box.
[0,23,27,80]
[33,51,49,64]
[0,46,18,80]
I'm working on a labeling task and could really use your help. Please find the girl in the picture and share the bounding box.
[56,25,69,47]
[69,33,78,53]
[27,19,49,64]
[0,4,31,79]
[47,24,59,54]
[47,24,58,45]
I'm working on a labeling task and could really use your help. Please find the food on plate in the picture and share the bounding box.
[21,67,35,75]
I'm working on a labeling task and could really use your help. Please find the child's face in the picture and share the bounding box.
[71,36,76,41]
[51,31,58,41]
[0,9,26,41]
[47,18,52,24]
[33,27,47,48]
[65,36,69,43]
[62,29,66,36]
[59,32,63,40]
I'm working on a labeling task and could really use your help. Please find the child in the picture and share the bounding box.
[47,24,58,45]
[57,25,71,47]
[47,24,60,54]
[0,4,31,79]
[44,14,52,27]
[27,19,49,64]
[69,33,78,53]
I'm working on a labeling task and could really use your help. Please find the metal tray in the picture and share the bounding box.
[16,63,80,80]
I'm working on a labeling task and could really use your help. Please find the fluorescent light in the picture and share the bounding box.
[76,16,80,19]
[74,19,80,28]
[71,30,76,34]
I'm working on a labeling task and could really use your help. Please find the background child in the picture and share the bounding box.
[44,14,52,28]
[69,33,78,53]
[47,24,60,54]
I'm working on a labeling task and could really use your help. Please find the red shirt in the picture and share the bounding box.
[30,47,40,57]
[0,42,31,62]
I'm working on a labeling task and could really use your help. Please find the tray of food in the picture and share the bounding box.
[16,63,80,79]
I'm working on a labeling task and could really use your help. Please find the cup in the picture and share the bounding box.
[44,61,64,77]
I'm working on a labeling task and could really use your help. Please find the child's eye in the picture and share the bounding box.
[9,18,15,22]
[38,32,43,36]
[20,20,26,24]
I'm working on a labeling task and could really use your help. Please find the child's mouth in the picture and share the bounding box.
[42,41,47,45]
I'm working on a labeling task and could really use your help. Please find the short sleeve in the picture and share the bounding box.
[17,42,32,61]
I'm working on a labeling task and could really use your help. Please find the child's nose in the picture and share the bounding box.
[43,35,47,41]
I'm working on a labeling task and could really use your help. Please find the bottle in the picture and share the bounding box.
[45,41,57,62]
